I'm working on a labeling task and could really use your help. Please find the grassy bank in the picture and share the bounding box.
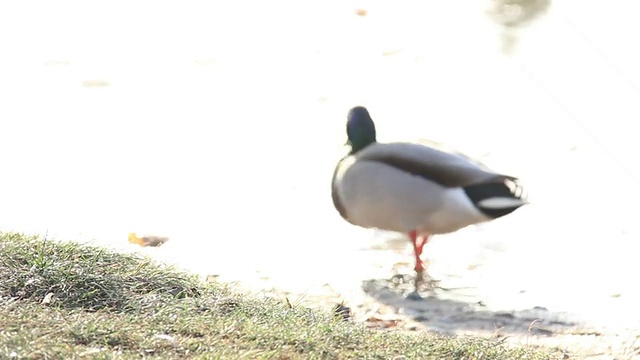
[0,232,556,359]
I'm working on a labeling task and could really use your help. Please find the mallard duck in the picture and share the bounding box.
[331,106,526,291]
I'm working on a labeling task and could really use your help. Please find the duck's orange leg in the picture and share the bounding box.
[409,230,431,289]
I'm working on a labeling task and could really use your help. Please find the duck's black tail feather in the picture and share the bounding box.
[463,178,527,218]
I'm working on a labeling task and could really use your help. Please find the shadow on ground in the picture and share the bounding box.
[362,276,578,338]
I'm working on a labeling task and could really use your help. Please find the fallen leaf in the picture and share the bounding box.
[42,292,54,305]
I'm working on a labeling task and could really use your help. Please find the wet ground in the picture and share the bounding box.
[124,231,640,360]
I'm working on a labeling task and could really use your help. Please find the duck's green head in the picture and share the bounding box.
[346,106,376,154]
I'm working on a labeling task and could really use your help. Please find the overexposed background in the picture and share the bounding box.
[1,0,639,330]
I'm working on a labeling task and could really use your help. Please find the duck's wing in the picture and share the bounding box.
[356,142,515,188]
